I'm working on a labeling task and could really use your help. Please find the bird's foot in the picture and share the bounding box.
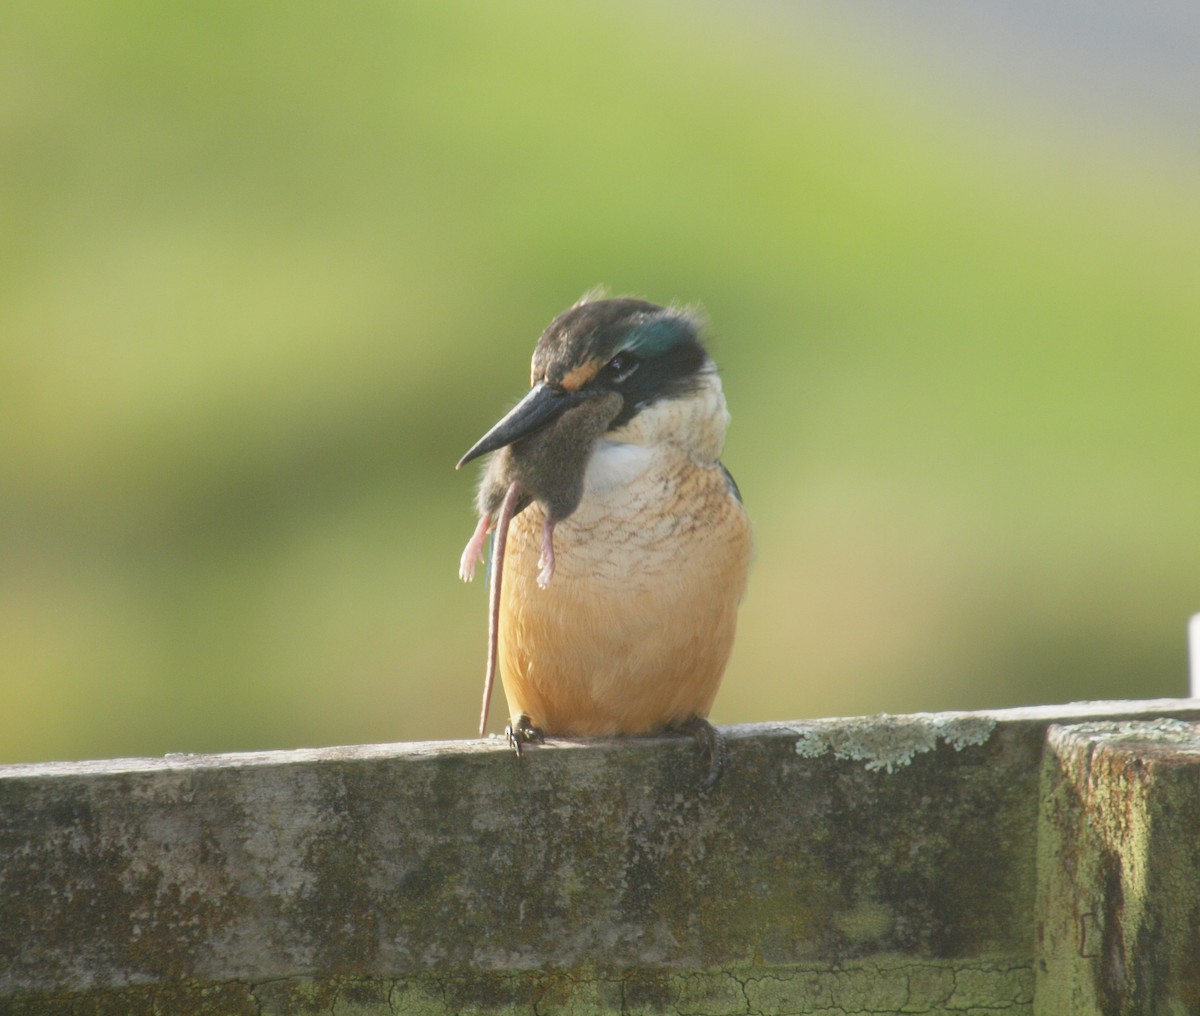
[675,717,728,789]
[504,714,544,759]
[459,513,491,582]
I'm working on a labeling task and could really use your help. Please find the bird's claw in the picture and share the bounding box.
[676,717,728,789]
[504,714,544,758]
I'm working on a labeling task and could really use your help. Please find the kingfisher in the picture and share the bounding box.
[456,293,752,786]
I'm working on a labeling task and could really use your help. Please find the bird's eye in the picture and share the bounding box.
[604,352,639,381]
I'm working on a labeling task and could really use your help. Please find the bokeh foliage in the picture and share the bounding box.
[2,2,1197,763]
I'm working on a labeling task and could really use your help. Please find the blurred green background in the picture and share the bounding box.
[2,2,1197,764]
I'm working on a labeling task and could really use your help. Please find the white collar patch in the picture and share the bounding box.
[583,440,654,495]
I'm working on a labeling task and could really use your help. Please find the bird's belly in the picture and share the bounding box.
[497,463,751,736]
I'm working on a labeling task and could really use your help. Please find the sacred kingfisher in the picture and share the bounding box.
[457,293,752,786]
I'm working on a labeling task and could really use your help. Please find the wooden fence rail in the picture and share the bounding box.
[2,698,1198,1015]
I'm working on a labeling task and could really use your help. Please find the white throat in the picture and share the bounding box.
[583,440,654,496]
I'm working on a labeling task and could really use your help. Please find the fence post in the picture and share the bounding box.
[1035,719,1200,1016]
[1190,613,1200,697]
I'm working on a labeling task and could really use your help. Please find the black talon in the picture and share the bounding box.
[676,717,728,789]
[504,714,544,759]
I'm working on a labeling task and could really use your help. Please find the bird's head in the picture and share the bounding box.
[457,295,727,470]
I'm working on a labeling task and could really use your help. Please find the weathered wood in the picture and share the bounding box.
[1035,719,1200,1016]
[1,699,1198,1015]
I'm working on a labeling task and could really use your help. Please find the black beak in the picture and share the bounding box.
[456,382,586,469]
